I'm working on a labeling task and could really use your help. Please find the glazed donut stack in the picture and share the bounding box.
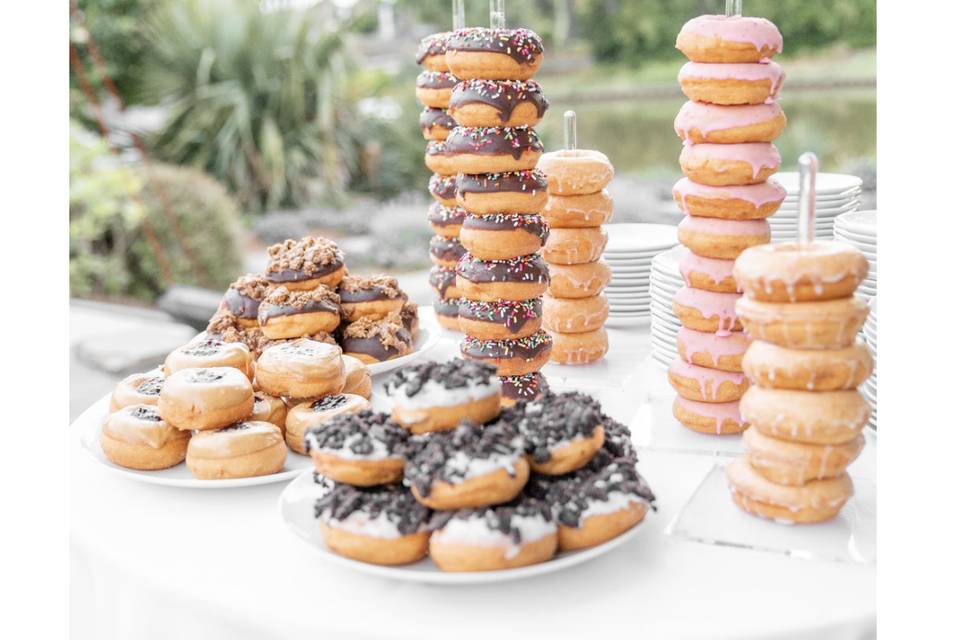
[725,241,873,524]
[669,13,787,437]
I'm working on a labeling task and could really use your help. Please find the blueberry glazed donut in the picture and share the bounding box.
[445,125,544,174]
[458,298,542,340]
[445,27,545,81]
[456,170,548,215]
[257,285,341,339]
[676,14,783,63]
[158,367,254,431]
[285,393,371,455]
[516,391,605,475]
[420,107,457,142]
[427,203,466,237]
[337,274,406,322]
[186,421,287,480]
[499,371,548,407]
[163,337,254,380]
[678,60,785,106]
[305,410,408,486]
[415,70,458,109]
[255,339,345,400]
[339,315,413,364]
[428,173,459,207]
[456,253,550,302]
[109,369,164,412]
[674,178,786,221]
[448,79,549,128]
[219,274,274,328]
[100,404,190,470]
[460,330,553,377]
[264,237,346,291]
[459,213,549,261]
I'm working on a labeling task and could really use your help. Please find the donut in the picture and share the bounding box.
[676,326,750,373]
[547,327,609,365]
[424,141,456,175]
[415,31,450,72]
[164,338,255,381]
[285,393,370,455]
[185,421,286,479]
[460,330,553,377]
[100,404,190,470]
[596,415,639,463]
[679,143,781,187]
[256,339,345,400]
[433,297,461,331]
[444,125,543,173]
[456,170,548,214]
[384,360,501,434]
[341,355,372,399]
[256,331,337,361]
[251,391,287,432]
[257,285,341,339]
[305,410,407,486]
[515,391,605,475]
[339,315,413,364]
[742,339,873,391]
[459,213,548,260]
[725,456,853,525]
[110,369,164,412]
[676,15,783,63]
[734,241,871,303]
[679,249,739,293]
[429,234,467,268]
[444,27,544,81]
[542,190,614,228]
[542,293,608,333]
[742,426,865,487]
[536,149,615,196]
[428,497,558,571]
[337,274,406,322]
[317,483,431,565]
[678,60,785,106]
[264,237,345,291]
[415,70,457,108]
[674,178,785,220]
[672,286,743,335]
[158,367,254,431]
[428,174,459,207]
[448,79,549,127]
[205,310,267,357]
[672,396,746,435]
[499,372,548,407]
[675,100,786,145]
[547,260,611,299]
[735,296,870,350]
[456,253,550,302]
[678,215,770,260]
[740,386,870,445]
[429,265,461,299]
[457,298,542,340]
[668,358,749,403]
[420,107,456,142]
[542,227,608,265]
[220,274,273,328]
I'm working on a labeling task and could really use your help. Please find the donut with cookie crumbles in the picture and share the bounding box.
[339,315,413,364]
[542,190,614,228]
[429,174,459,207]
[515,391,606,475]
[542,227,608,265]
[680,249,740,293]
[257,285,340,339]
[676,14,783,64]
[256,339,345,400]
[596,416,638,464]
[456,253,550,302]
[536,149,615,196]
[678,60,785,106]
[337,274,406,322]
[250,391,287,432]
[385,359,501,434]
[428,203,466,238]
[445,125,544,174]
[305,409,408,486]
[459,213,549,261]
[100,404,190,470]
[416,31,450,72]
[547,261,611,299]
[672,396,747,435]
[456,170,548,215]
[341,355,372,399]
[668,358,749,403]
[415,70,458,108]
[499,372,548,407]
[680,142,781,187]
[445,27,544,81]
[158,367,255,431]
[265,237,346,291]
[433,298,461,331]
[458,298,542,340]
[547,328,609,366]
[424,141,456,175]
[420,107,457,142]
[429,265,461,300]
[285,393,370,455]
[163,337,254,380]
[674,178,786,221]
[460,330,553,377]
[448,79,549,127]
[110,369,164,412]
[429,234,467,268]
[219,274,274,328]
[205,310,266,356]
[186,421,286,480]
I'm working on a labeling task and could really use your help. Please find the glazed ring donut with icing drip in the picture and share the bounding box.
[676,14,783,64]
[100,404,190,470]
[185,421,287,480]
[536,149,614,196]
[158,367,254,431]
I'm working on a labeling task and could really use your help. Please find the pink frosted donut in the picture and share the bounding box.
[678,215,771,260]
[675,101,786,145]
[673,178,785,221]
[672,396,747,436]
[680,142,781,187]
[679,61,785,106]
[672,286,742,335]
[679,249,739,293]
[676,326,750,373]
[668,358,749,403]
[676,15,783,63]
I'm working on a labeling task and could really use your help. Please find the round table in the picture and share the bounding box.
[71,319,876,639]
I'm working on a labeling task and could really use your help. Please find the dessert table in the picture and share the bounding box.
[70,316,876,639]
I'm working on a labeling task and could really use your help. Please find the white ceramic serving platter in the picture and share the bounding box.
[366,324,440,375]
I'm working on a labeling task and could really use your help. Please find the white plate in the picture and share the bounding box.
[771,171,863,195]
[277,470,644,584]
[835,210,877,236]
[603,224,678,253]
[366,323,440,375]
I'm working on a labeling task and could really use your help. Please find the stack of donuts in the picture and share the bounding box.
[725,241,873,523]
[309,358,655,571]
[435,26,553,407]
[537,146,615,365]
[669,13,786,436]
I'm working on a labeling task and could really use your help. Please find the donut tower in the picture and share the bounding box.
[669,4,786,437]
[726,154,873,524]
[536,111,615,365]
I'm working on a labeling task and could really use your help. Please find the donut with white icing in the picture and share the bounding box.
[735,296,869,350]
[676,15,783,63]
[286,393,371,455]
[186,421,286,479]
[110,369,164,412]
[536,149,615,196]
[305,410,407,486]
[542,190,614,228]
[514,391,605,475]
[742,426,864,487]
[163,337,254,380]
[158,367,254,431]
[100,404,190,470]
[672,286,743,335]
[678,215,770,260]
[742,339,874,391]
[542,226,608,265]
[740,386,870,445]
[668,358,749,403]
[542,293,608,334]
[676,326,750,373]
[734,241,870,303]
[547,260,611,299]
[673,178,786,221]
[255,339,345,400]
[672,396,746,435]
[680,142,781,187]
[679,61,785,106]
[547,327,609,366]
[675,100,786,144]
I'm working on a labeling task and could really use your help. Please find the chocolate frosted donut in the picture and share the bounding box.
[427,203,466,238]
[429,234,467,268]
[424,141,456,175]
[398,303,419,340]
[459,213,549,261]
[460,329,553,377]
[445,125,544,173]
[445,27,545,80]
[514,391,605,475]
[433,298,461,331]
[428,173,459,207]
[416,31,450,71]
[220,274,273,327]
[428,265,460,300]
[456,252,550,302]
[257,285,341,339]
[421,107,457,142]
[449,79,549,127]
[305,409,408,486]
[337,274,406,322]
[500,371,548,407]
[265,237,346,290]
[415,70,459,109]
[458,298,542,340]
[456,169,548,214]
[340,315,413,364]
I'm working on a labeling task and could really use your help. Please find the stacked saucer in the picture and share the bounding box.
[768,171,862,242]
[648,245,686,369]
[602,223,677,320]
[863,296,877,430]
[834,210,877,298]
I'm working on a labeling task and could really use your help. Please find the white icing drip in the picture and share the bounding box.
[580,491,644,520]
[433,514,556,559]
[325,511,403,539]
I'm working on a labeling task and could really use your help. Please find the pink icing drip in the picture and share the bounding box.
[678,61,785,99]
[677,326,750,366]
[674,101,781,140]
[680,15,783,52]
[674,396,743,434]
[681,143,781,180]
[673,177,786,210]
[670,358,745,401]
[673,286,741,336]
[679,249,737,288]
[680,215,770,237]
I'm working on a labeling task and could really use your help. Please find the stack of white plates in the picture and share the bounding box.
[768,172,863,242]
[602,223,677,319]
[862,296,877,430]
[833,210,877,298]
[647,245,686,370]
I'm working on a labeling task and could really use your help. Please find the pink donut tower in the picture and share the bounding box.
[668,5,785,436]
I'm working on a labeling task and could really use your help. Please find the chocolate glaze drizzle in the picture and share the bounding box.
[450,79,549,122]
[428,265,458,297]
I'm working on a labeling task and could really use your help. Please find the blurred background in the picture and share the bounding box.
[68,0,876,417]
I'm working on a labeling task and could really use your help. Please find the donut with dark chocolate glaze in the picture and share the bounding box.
[448,79,549,127]
[257,285,341,339]
[415,70,458,108]
[499,371,548,407]
[429,234,467,268]
[265,237,346,290]
[428,173,459,207]
[337,274,406,322]
[340,315,413,364]
[459,213,548,261]
[424,141,456,175]
[429,265,462,300]
[444,27,545,80]
[433,297,461,331]
[460,329,553,377]
[445,125,543,173]
[416,31,451,72]
[455,252,550,302]
[458,298,542,340]
[456,169,548,214]
[421,107,457,142]
[427,202,466,237]
[220,274,274,327]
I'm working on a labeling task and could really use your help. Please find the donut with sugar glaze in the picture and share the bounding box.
[734,241,870,303]
[742,426,864,487]
[542,293,608,334]
[740,386,870,445]
[547,327,609,365]
[742,339,873,391]
[542,227,608,265]
[547,261,611,299]
[542,190,614,228]
[735,296,869,350]
[536,149,615,196]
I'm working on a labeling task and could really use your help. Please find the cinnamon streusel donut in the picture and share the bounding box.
[339,315,413,364]
[337,274,406,322]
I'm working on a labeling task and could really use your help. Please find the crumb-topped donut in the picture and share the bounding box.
[740,386,870,445]
[674,177,785,221]
[337,274,406,322]
[448,79,549,127]
[676,15,783,63]
[341,354,372,399]
[415,70,458,108]
[186,420,287,479]
[500,372,548,407]
[421,107,457,142]
[676,325,750,373]
[548,328,609,366]
[405,421,528,510]
[256,338,345,400]
[456,170,548,215]
[668,358,749,403]
[459,213,549,261]
[735,296,869,350]
[680,249,740,293]
[742,426,865,487]
[205,310,267,357]
[424,140,456,175]
[165,338,253,382]
[251,391,287,431]
[672,286,743,335]
[416,31,450,71]
[742,339,873,391]
[542,293,608,334]
[220,274,274,328]
[734,241,870,303]
[399,303,419,340]
[547,260,611,299]
[385,359,501,434]
[286,393,370,455]
[537,149,615,196]
[515,391,605,475]
[428,203,466,238]
[257,285,341,339]
[675,100,786,145]
[110,369,164,412]
[542,190,614,228]
[673,396,746,435]
[305,410,408,486]
[444,27,545,81]
[445,125,544,173]
[460,330,553,377]
[429,234,467,268]
[679,60,785,106]
[542,227,608,265]
[428,173,459,207]
[100,404,190,470]
[265,237,346,290]
[456,252,550,302]
[340,315,413,364]
[158,367,254,431]
[458,298,542,340]
[680,143,781,187]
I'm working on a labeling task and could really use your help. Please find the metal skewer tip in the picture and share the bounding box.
[489,0,505,29]
[797,152,818,244]
[725,0,742,17]
[564,111,577,151]
[452,0,465,30]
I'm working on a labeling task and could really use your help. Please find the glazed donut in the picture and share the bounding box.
[100,404,190,470]
[675,100,786,145]
[679,143,781,187]
[164,338,254,381]
[444,125,543,174]
[257,285,341,339]
[185,421,286,479]
[285,393,370,455]
[725,456,852,525]
[256,339,345,400]
[668,358,749,403]
[678,60,785,106]
[420,107,456,142]
[740,386,870,445]
[428,497,558,571]
[339,315,413,364]
[305,410,407,486]
[448,79,549,128]
[433,298,461,331]
[678,216,770,260]
[674,178,785,221]
[158,367,254,431]
[515,391,605,475]
[547,260,611,299]
[676,326,750,373]
[542,190,614,228]
[457,298,542,340]
[679,250,739,294]
[456,170,548,215]
[499,372,548,407]
[428,174,459,207]
[444,27,544,81]
[337,274,406,322]
[547,327,609,366]
[456,253,550,302]
[220,274,273,328]
[459,213,548,260]
[264,237,346,291]
[734,241,870,303]
[542,227,608,265]
[424,141,456,175]
[429,265,461,300]
[251,391,287,432]
[742,426,865,487]
[415,70,457,108]
[384,360,501,434]
[415,31,450,72]
[672,396,746,435]
[735,296,870,350]
[110,369,164,412]
[536,149,615,196]
[542,293,608,334]
[672,286,742,335]
[460,330,553,377]
[742,339,873,391]
[341,355,372,399]
[676,15,783,63]
[429,234,467,268]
